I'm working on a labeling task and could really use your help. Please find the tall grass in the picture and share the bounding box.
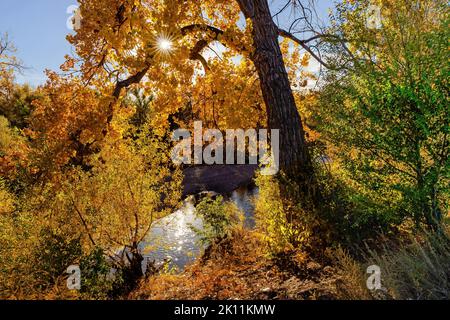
[333,227,450,300]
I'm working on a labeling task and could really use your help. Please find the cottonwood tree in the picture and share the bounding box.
[0,34,23,109]
[66,0,334,207]
[0,34,23,73]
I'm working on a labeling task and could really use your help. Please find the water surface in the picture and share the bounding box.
[140,187,258,271]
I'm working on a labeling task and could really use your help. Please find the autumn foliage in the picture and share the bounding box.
[0,0,448,300]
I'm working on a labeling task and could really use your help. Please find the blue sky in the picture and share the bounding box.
[0,0,76,85]
[0,0,334,86]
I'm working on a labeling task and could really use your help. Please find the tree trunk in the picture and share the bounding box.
[236,0,319,203]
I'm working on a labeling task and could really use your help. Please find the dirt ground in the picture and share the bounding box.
[130,230,341,300]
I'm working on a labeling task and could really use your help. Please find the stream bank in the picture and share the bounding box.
[140,184,258,271]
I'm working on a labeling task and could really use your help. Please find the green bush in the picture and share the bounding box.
[79,247,117,299]
[32,230,119,299]
[191,196,243,246]
[32,228,82,288]
[315,0,449,232]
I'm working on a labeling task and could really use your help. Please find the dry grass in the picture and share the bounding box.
[366,229,450,299]
[327,247,373,300]
[130,228,339,300]
[130,228,267,300]
[131,224,450,301]
[330,227,450,300]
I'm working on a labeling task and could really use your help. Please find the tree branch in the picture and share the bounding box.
[278,28,333,69]
[112,66,150,99]
[180,24,225,72]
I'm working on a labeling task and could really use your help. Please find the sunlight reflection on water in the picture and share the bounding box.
[140,187,258,271]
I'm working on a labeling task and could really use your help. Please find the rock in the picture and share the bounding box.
[183,164,258,197]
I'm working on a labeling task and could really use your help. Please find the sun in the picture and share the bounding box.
[154,33,175,56]
[158,38,173,52]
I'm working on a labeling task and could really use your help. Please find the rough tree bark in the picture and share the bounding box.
[236,0,320,204]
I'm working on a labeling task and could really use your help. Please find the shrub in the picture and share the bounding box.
[0,178,14,214]
[254,174,328,256]
[366,230,450,300]
[191,196,243,246]
[32,228,82,288]
[79,247,117,299]
[315,0,449,231]
[331,228,450,300]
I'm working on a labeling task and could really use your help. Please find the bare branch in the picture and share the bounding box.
[180,24,225,72]
[112,66,150,99]
[278,28,333,69]
[0,33,25,72]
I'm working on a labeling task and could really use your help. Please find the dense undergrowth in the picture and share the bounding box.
[131,218,450,300]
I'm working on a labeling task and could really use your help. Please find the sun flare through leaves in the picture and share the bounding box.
[153,32,175,57]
